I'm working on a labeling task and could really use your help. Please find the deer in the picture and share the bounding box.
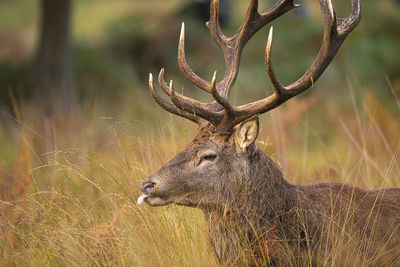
[138,0,400,265]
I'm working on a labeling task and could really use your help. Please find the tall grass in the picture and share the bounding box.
[0,79,399,266]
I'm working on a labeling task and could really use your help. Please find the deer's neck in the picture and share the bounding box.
[208,149,299,221]
[204,149,303,265]
[249,150,299,218]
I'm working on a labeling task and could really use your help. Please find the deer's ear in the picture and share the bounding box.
[234,116,259,152]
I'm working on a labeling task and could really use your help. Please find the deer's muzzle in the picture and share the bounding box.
[137,182,155,205]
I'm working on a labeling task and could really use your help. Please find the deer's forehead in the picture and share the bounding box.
[188,128,233,150]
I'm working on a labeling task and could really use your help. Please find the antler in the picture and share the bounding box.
[149,0,361,132]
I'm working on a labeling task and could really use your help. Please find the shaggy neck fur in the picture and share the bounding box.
[203,148,305,265]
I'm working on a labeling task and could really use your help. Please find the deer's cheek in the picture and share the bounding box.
[197,161,212,169]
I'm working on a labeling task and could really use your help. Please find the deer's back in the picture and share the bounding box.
[298,182,400,264]
[303,182,400,219]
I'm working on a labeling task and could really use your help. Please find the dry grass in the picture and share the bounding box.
[0,81,399,266]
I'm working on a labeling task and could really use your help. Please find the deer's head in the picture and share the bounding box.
[138,0,361,208]
[139,117,260,207]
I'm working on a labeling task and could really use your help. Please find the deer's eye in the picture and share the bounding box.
[197,153,217,167]
[202,154,217,161]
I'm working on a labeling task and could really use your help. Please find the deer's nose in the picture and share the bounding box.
[140,182,155,195]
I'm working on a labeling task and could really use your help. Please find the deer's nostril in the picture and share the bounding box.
[141,182,155,194]
[144,182,155,194]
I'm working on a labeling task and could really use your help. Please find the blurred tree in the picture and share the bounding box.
[181,0,231,26]
[34,0,73,114]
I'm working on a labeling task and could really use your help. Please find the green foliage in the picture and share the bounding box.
[0,61,33,107]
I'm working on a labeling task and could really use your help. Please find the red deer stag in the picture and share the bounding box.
[138,0,400,265]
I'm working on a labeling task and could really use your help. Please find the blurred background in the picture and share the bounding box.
[0,0,399,117]
[0,0,399,265]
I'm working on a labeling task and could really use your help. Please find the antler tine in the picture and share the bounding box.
[233,0,260,45]
[227,0,361,128]
[209,0,298,99]
[337,0,361,36]
[264,27,284,97]
[149,73,201,124]
[157,68,170,95]
[206,0,228,49]
[259,0,300,25]
[157,69,224,125]
[178,23,212,93]
[210,71,232,112]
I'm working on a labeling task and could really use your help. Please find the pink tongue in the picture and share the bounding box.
[137,194,149,205]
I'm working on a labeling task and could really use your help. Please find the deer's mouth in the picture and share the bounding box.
[138,181,173,206]
[137,194,173,206]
